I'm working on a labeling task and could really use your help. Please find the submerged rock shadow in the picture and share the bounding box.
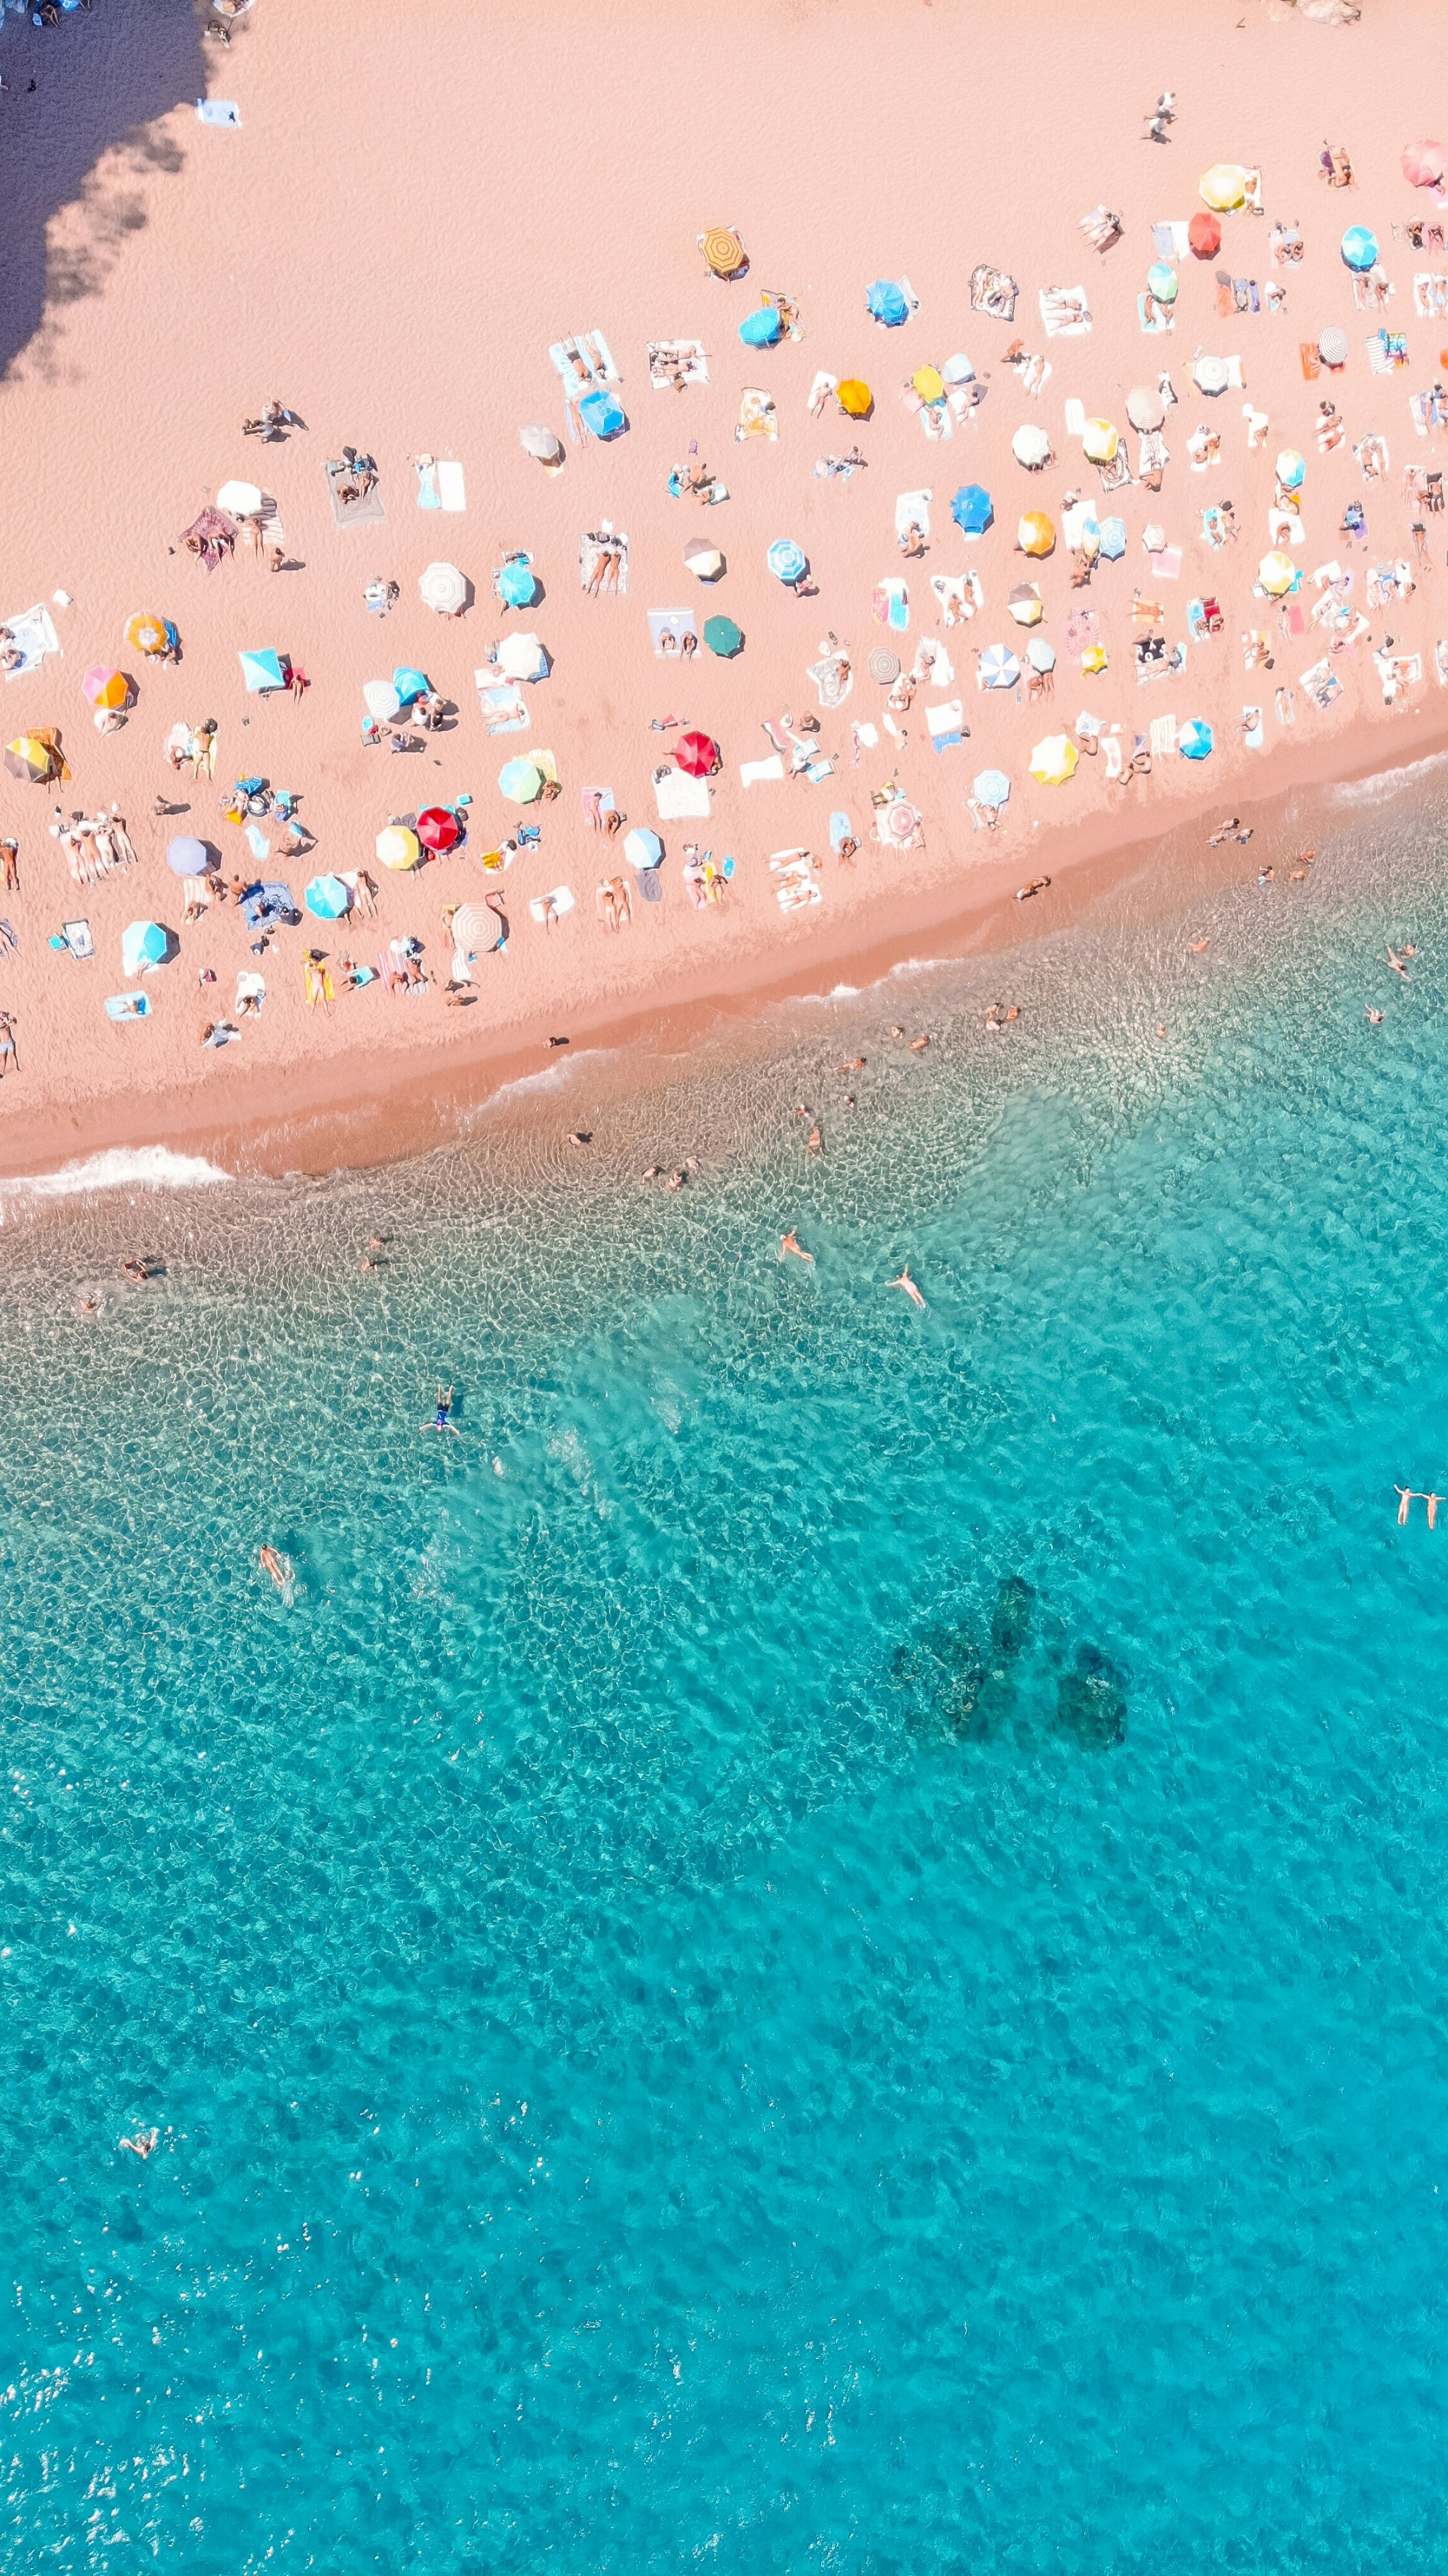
[893,1573,1129,1754]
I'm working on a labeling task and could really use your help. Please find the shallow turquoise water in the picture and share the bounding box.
[5,792,1448,2570]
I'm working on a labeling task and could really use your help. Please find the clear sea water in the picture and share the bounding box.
[5,775,1448,2573]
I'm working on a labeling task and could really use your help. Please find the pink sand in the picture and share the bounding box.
[0,0,1441,1176]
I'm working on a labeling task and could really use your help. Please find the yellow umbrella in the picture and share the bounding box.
[838,378,872,418]
[1081,642,1109,675]
[4,732,54,783]
[912,364,944,404]
[125,612,169,657]
[701,226,745,277]
[1029,733,1078,785]
[1081,417,1119,463]
[375,824,420,871]
[1007,583,1044,627]
[1017,510,1056,558]
[1200,163,1248,212]
[1259,550,1295,597]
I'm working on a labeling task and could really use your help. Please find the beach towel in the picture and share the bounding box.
[1100,733,1124,780]
[735,387,777,442]
[580,526,628,593]
[851,722,880,752]
[647,608,697,657]
[807,369,839,417]
[550,332,620,439]
[181,876,211,918]
[1151,221,1191,260]
[929,571,981,626]
[654,767,711,820]
[970,265,1018,321]
[1,602,60,679]
[926,699,964,750]
[105,992,151,1020]
[1242,704,1264,748]
[806,649,853,710]
[1138,295,1175,336]
[1354,434,1390,479]
[1063,398,1087,437]
[324,458,385,527]
[437,460,466,511]
[235,971,266,1010]
[1039,284,1092,338]
[60,919,92,959]
[829,812,857,852]
[894,489,931,542]
[1300,657,1342,710]
[1149,714,1178,759]
[475,677,530,733]
[529,886,576,924]
[1413,273,1448,319]
[196,97,240,126]
[912,636,955,689]
[740,756,785,787]
[918,398,953,442]
[872,579,909,631]
[1268,509,1306,550]
[1138,431,1169,481]
[648,340,708,390]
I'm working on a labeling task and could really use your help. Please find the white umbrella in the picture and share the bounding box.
[520,424,565,466]
[419,561,467,614]
[1125,385,1166,433]
[1191,355,1229,396]
[496,631,547,681]
[1011,424,1051,469]
[451,900,502,955]
[215,478,264,517]
[363,679,401,721]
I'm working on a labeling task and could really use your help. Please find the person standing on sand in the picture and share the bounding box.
[0,838,16,890]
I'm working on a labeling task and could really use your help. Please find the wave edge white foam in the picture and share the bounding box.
[0,1145,232,1205]
[1332,748,1448,808]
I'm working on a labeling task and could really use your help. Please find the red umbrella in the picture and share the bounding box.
[416,805,460,853]
[675,729,719,778]
[1402,138,1447,190]
[1187,211,1222,260]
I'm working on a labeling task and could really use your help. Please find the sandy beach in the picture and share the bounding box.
[0,0,1442,1178]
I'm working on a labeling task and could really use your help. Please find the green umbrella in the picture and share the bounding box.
[703,614,743,658]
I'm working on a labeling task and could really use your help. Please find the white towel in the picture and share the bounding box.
[740,756,785,787]
[926,699,963,746]
[654,770,711,820]
[437,461,466,511]
[1149,714,1178,759]
[895,489,932,539]
[1063,397,1086,437]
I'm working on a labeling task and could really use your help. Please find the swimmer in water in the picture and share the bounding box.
[887,1265,927,1312]
[1388,948,1412,979]
[425,1384,460,1434]
[259,1545,291,1590]
[1366,1007,1384,1025]
[780,1230,814,1265]
[1396,1485,1413,1526]
[1428,1492,1444,1530]
[118,2128,158,2160]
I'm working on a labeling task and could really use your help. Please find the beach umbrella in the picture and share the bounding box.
[1318,325,1350,367]
[866,279,909,327]
[704,613,744,656]
[375,824,420,871]
[419,561,467,613]
[1082,417,1119,463]
[912,364,945,403]
[166,834,209,876]
[1179,718,1214,761]
[739,304,782,346]
[1026,638,1056,673]
[1199,163,1248,211]
[579,387,625,438]
[1011,424,1051,469]
[520,423,565,466]
[1341,224,1379,272]
[701,226,745,277]
[1188,211,1222,260]
[417,806,460,853]
[1142,521,1168,553]
[675,729,719,778]
[978,644,1020,689]
[125,612,169,657]
[1147,260,1179,305]
[1017,510,1055,557]
[1259,550,1296,595]
[1125,385,1165,433]
[1192,355,1230,396]
[363,679,402,721]
[1029,733,1077,785]
[882,798,921,845]
[498,559,536,608]
[450,900,502,955]
[498,755,543,803]
[391,666,431,707]
[683,542,724,579]
[1081,641,1108,674]
[973,768,1010,808]
[623,827,663,869]
[869,648,901,684]
[1276,447,1306,491]
[239,646,285,693]
[305,872,351,919]
[83,666,131,710]
[952,483,993,535]
[1007,584,1044,627]
[838,378,872,417]
[1098,516,1127,560]
[496,631,547,680]
[1402,139,1447,190]
[215,477,264,517]
[121,919,169,974]
[3,733,53,781]
[767,538,807,585]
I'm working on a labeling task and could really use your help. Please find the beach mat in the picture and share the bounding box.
[325,461,386,529]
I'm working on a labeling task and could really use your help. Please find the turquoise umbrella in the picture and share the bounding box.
[498,559,536,607]
[1147,261,1178,303]
[704,614,743,656]
[305,873,350,919]
[239,646,286,693]
[740,305,782,347]
[767,538,807,584]
[392,666,431,707]
[121,919,169,974]
[1341,224,1379,272]
[1179,718,1214,760]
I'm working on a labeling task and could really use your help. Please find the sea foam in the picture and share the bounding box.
[0,1145,232,1207]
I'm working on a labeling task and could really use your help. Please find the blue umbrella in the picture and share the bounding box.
[767,538,807,585]
[391,666,432,707]
[1341,224,1379,272]
[952,484,993,536]
[740,305,782,347]
[973,768,1011,807]
[498,559,536,608]
[579,388,626,438]
[866,279,909,327]
[239,646,285,693]
[1147,261,1178,304]
[1098,515,1128,561]
[977,644,1020,690]
[1179,718,1214,761]
[120,920,169,974]
[305,873,350,920]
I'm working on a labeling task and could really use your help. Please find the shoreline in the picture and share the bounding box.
[1,701,1444,1189]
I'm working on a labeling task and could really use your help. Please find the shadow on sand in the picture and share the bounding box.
[0,0,218,382]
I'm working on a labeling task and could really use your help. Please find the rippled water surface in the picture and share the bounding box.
[5,791,1448,2572]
